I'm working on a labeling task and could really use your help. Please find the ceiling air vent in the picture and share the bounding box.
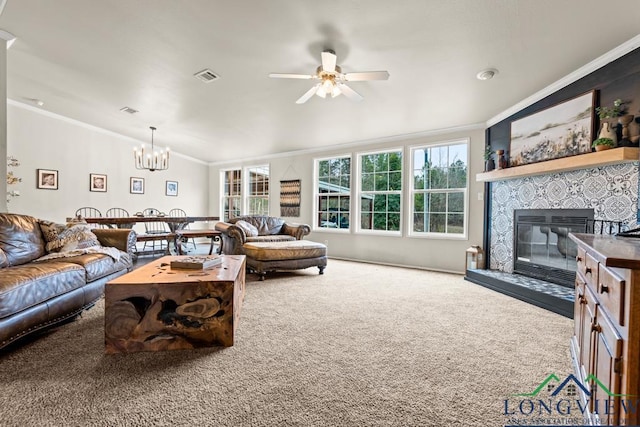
[194,69,219,83]
[119,106,138,114]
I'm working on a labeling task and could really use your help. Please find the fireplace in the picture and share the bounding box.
[513,209,594,287]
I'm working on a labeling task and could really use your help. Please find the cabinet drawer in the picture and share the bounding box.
[597,265,626,326]
[582,252,599,290]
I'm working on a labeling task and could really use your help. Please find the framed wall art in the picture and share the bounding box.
[166,180,178,196]
[90,173,107,192]
[280,179,301,217]
[130,177,144,194]
[37,169,58,190]
[509,90,595,166]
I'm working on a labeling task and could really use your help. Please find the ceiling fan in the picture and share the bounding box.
[269,49,390,104]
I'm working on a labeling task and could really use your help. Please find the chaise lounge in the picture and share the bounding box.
[215,215,327,280]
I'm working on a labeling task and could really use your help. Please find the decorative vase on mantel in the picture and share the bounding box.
[598,121,618,146]
[485,158,495,172]
[618,114,635,147]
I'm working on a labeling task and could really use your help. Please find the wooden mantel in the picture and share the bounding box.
[476,147,639,182]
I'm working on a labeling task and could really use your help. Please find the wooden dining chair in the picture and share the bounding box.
[105,207,134,229]
[169,208,197,253]
[140,208,171,254]
[74,207,103,228]
[105,207,129,218]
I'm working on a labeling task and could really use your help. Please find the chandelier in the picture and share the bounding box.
[133,126,169,171]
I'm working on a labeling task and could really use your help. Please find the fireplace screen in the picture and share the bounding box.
[514,209,593,287]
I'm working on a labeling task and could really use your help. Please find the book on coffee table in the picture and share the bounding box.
[170,255,222,270]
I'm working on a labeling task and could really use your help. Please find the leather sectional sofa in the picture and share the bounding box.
[0,213,136,349]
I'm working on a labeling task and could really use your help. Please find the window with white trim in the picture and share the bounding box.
[358,149,403,232]
[410,141,467,236]
[221,166,270,221]
[246,165,269,215]
[316,156,351,230]
[222,169,241,221]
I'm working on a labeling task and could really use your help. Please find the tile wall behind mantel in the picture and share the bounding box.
[490,163,639,272]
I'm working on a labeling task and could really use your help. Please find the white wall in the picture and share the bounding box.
[209,126,486,273]
[6,104,209,229]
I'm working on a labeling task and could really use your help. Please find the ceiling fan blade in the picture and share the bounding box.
[296,84,320,104]
[269,73,314,79]
[343,71,390,81]
[337,83,363,102]
[321,51,337,73]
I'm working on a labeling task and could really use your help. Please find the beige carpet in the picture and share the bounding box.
[0,260,572,426]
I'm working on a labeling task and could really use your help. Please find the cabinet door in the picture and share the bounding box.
[574,274,585,347]
[579,284,597,382]
[592,309,623,426]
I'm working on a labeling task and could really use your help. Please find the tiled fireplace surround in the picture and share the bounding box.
[489,162,639,273]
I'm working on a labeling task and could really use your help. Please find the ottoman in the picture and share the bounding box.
[242,240,327,280]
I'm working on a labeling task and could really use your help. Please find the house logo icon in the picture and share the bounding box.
[503,373,637,426]
[512,373,628,398]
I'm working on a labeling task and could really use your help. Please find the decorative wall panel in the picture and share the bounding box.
[490,163,639,272]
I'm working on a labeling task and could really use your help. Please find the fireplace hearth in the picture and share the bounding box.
[513,209,594,287]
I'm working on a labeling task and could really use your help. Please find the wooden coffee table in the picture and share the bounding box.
[104,255,246,354]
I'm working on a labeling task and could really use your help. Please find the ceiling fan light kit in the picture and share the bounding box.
[269,49,389,104]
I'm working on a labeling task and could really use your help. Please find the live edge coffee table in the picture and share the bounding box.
[104,255,246,354]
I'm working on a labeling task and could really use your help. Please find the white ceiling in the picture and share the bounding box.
[1,1,639,164]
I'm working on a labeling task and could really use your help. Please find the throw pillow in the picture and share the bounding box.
[39,220,67,252]
[45,222,100,253]
[235,220,259,237]
[0,248,8,268]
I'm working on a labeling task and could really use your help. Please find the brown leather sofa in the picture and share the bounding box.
[0,213,136,349]
[215,215,327,280]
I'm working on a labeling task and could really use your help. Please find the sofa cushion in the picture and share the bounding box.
[235,220,259,237]
[232,216,284,235]
[0,262,86,319]
[243,240,327,261]
[246,235,295,244]
[50,252,132,282]
[0,213,46,266]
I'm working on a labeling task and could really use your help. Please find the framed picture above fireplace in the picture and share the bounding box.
[509,90,595,167]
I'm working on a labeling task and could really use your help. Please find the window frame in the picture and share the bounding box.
[220,167,242,222]
[407,138,469,240]
[313,154,352,233]
[355,147,404,236]
[244,164,270,216]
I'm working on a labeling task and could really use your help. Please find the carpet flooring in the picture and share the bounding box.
[0,260,573,426]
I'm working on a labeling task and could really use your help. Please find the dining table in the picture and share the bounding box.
[76,215,220,232]
[69,215,222,257]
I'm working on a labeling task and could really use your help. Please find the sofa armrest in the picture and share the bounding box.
[282,223,311,240]
[215,222,247,244]
[92,228,137,257]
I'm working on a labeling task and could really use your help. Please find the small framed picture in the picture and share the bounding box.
[90,173,107,192]
[166,180,178,196]
[37,169,58,190]
[130,177,144,194]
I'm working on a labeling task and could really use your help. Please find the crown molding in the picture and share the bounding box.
[8,98,208,165]
[486,34,640,127]
[208,122,485,167]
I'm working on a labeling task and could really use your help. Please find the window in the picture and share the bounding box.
[358,149,403,232]
[316,156,351,230]
[221,166,270,221]
[246,165,269,215]
[410,141,467,237]
[222,169,241,221]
